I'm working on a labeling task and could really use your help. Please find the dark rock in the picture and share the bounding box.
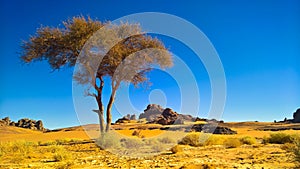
[130,114,136,120]
[162,108,178,119]
[35,120,44,130]
[189,124,237,134]
[293,108,300,123]
[2,117,10,125]
[0,117,47,131]
[115,116,130,124]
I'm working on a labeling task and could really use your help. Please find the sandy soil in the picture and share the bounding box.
[0,122,299,168]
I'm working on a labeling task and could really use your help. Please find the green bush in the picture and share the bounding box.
[240,136,256,145]
[224,138,242,148]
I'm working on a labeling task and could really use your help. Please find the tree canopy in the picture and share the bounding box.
[21,16,173,132]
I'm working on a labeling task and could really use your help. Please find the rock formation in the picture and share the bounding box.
[140,104,196,125]
[115,116,131,124]
[139,104,164,121]
[293,108,300,123]
[189,124,237,134]
[115,114,137,124]
[0,117,46,131]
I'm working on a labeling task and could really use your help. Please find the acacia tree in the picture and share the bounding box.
[21,16,173,133]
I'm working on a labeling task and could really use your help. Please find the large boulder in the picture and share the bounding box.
[140,104,196,125]
[139,104,164,121]
[293,108,300,123]
[149,108,185,125]
[17,118,46,131]
[162,108,178,120]
[0,117,10,126]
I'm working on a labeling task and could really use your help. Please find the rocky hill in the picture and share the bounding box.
[0,117,47,131]
[138,104,196,125]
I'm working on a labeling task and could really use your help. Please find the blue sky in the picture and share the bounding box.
[0,0,299,129]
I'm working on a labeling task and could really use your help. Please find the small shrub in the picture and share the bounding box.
[294,139,300,167]
[0,141,37,163]
[122,138,144,149]
[179,133,202,147]
[262,136,269,144]
[55,139,69,145]
[54,161,74,169]
[282,136,300,167]
[224,138,241,148]
[96,133,120,149]
[151,143,166,153]
[143,138,159,145]
[203,136,226,146]
[158,137,175,144]
[240,136,256,145]
[170,145,183,154]
[41,140,57,146]
[268,133,294,144]
[53,149,72,162]
[47,145,65,153]
[132,130,142,137]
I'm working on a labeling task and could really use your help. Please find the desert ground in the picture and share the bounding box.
[0,122,299,169]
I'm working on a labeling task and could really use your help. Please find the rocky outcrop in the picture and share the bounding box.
[189,124,237,134]
[144,105,196,125]
[293,108,300,123]
[115,116,131,124]
[140,104,218,125]
[0,117,46,131]
[115,114,137,124]
[149,108,187,125]
[139,104,164,121]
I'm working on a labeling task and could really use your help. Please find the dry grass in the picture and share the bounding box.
[224,138,242,148]
[263,133,298,144]
[0,140,73,165]
[0,123,299,168]
[239,136,257,145]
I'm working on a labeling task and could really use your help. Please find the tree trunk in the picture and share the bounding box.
[105,88,117,132]
[98,110,105,133]
[95,76,105,133]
